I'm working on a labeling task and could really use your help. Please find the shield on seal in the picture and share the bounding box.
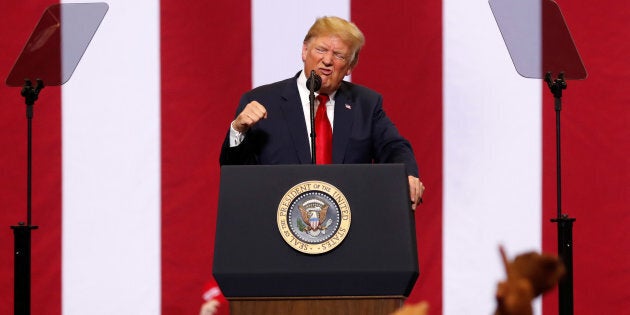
[308,210,319,229]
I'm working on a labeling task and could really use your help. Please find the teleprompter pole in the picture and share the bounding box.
[545,72,575,315]
[11,78,44,315]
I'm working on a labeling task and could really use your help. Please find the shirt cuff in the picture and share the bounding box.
[229,121,245,147]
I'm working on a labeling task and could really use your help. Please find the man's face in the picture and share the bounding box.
[302,35,355,94]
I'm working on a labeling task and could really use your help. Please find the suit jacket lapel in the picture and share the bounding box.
[332,83,353,164]
[279,74,311,164]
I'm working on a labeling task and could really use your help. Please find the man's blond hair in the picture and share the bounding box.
[303,16,365,67]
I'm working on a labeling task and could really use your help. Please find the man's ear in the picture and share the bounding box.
[346,57,358,76]
[301,43,308,62]
[346,66,354,76]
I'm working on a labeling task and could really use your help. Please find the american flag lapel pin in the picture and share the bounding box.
[345,103,352,110]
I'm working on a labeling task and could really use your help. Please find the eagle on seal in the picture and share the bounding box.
[299,204,328,230]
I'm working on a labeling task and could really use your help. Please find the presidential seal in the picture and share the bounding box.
[277,180,351,255]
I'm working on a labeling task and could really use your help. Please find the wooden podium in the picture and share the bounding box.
[228,296,404,315]
[213,164,419,315]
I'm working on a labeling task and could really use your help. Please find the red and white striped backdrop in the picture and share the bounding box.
[0,1,628,314]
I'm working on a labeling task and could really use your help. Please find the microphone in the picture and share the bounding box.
[306,70,321,92]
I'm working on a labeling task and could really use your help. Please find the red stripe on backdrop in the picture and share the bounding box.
[351,1,443,312]
[0,2,62,315]
[542,1,630,314]
[160,1,251,313]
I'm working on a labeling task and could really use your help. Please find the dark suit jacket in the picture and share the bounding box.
[220,73,419,177]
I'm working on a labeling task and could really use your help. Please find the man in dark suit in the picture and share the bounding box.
[220,16,425,209]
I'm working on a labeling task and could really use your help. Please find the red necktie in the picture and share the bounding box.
[315,93,332,164]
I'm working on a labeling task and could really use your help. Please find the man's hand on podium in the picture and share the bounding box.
[408,176,425,210]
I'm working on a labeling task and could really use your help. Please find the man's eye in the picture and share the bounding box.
[334,54,346,61]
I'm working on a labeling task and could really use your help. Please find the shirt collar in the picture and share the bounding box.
[297,70,337,101]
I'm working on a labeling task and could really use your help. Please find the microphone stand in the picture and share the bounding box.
[545,72,575,315]
[12,78,44,315]
[307,70,321,164]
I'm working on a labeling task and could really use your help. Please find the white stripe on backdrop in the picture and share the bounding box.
[252,0,349,87]
[443,0,542,315]
[61,0,161,314]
